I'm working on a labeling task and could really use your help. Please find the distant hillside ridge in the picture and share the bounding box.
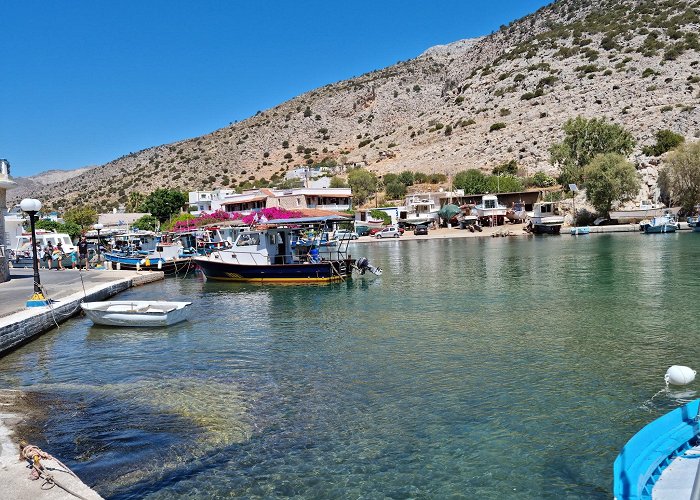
[14,0,700,210]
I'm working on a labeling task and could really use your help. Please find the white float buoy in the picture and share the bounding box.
[665,365,696,386]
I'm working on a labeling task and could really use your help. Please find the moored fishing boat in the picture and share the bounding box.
[103,232,194,273]
[194,215,368,283]
[526,202,564,234]
[641,212,679,234]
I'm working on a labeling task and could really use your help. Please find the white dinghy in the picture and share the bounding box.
[81,301,192,327]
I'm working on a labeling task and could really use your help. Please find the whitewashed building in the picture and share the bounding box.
[188,189,237,214]
[0,159,17,282]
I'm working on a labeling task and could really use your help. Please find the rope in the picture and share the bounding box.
[37,282,60,330]
[20,442,89,500]
[78,271,87,301]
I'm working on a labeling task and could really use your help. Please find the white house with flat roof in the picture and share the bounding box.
[0,159,17,282]
[188,189,237,214]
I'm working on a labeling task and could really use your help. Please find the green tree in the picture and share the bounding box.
[347,169,378,205]
[35,219,82,240]
[132,214,159,232]
[370,209,391,225]
[329,176,348,188]
[397,170,415,186]
[485,175,523,193]
[414,172,428,183]
[63,206,98,229]
[531,171,557,187]
[385,181,407,200]
[429,173,447,184]
[660,141,700,211]
[550,116,636,187]
[492,160,518,176]
[139,188,187,223]
[454,169,488,194]
[583,153,639,216]
[642,129,685,156]
[382,173,399,185]
[126,191,145,212]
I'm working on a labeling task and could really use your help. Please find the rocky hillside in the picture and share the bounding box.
[12,0,700,210]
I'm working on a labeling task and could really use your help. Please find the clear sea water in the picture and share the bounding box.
[1,232,699,499]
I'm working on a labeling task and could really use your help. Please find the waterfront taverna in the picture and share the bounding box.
[0,159,16,283]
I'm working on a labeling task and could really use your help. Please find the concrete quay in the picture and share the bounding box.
[0,268,164,357]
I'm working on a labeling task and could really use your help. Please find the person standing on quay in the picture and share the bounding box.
[55,242,65,270]
[78,236,89,270]
[45,242,54,270]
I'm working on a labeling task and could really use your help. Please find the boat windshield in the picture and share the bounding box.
[236,233,261,247]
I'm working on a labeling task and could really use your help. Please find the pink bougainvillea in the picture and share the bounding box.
[171,208,303,232]
[241,207,304,225]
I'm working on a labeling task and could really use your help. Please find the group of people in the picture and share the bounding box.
[40,236,91,270]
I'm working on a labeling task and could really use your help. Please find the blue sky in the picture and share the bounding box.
[2,0,550,177]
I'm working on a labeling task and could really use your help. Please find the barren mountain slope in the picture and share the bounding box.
[14,0,700,209]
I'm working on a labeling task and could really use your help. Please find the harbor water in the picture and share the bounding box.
[1,232,699,498]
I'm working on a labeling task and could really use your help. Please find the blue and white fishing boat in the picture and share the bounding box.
[194,216,377,283]
[614,398,700,499]
[103,232,194,273]
[641,212,679,234]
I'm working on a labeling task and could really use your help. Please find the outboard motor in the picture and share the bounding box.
[356,257,382,276]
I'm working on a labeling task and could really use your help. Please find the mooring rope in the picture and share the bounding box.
[20,442,89,500]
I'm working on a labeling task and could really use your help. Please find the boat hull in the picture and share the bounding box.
[644,224,677,234]
[81,301,192,327]
[531,224,562,235]
[570,226,590,235]
[195,258,354,283]
[104,253,194,274]
[614,399,700,500]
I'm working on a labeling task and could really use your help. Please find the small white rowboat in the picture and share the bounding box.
[81,301,192,327]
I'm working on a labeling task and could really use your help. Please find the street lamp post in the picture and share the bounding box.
[20,198,48,307]
[93,223,104,264]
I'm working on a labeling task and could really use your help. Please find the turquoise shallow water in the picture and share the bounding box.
[1,232,699,498]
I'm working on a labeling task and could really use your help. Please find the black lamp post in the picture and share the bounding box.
[20,198,48,307]
[93,223,104,264]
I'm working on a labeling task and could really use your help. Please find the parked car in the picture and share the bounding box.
[335,229,359,240]
[375,226,401,239]
[414,225,429,235]
[355,225,371,237]
[369,227,383,236]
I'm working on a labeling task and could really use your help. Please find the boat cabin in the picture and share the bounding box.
[533,201,560,217]
[220,216,352,266]
[482,195,501,210]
